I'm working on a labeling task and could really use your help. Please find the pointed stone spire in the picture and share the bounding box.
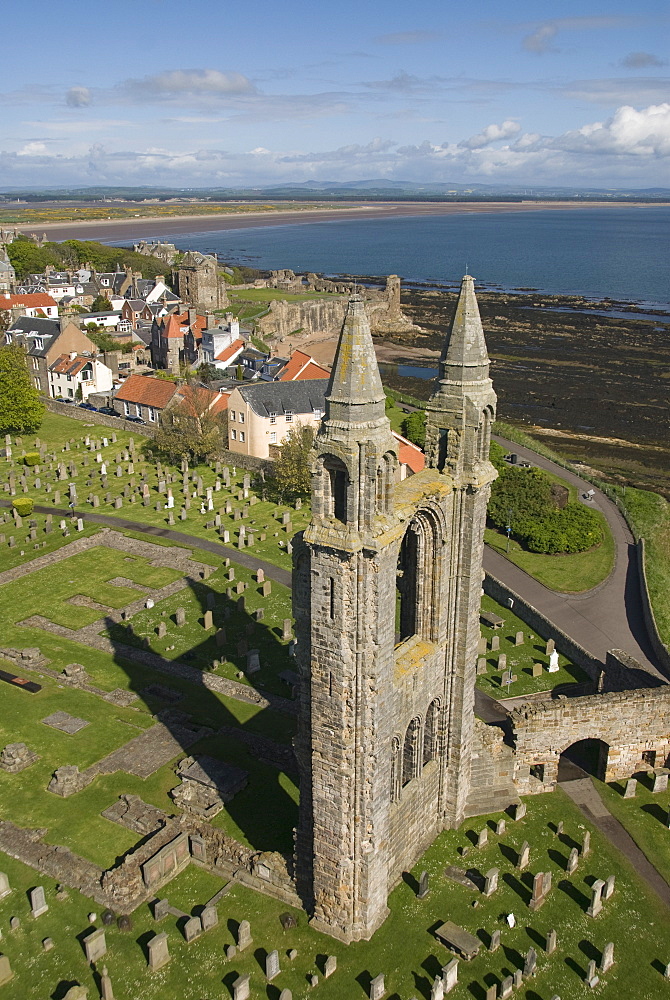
[438,274,490,385]
[326,295,386,424]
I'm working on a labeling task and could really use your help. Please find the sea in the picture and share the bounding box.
[109,205,670,311]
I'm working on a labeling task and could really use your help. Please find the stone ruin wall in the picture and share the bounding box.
[511,684,670,795]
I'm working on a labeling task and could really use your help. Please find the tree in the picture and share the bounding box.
[153,384,227,463]
[91,295,113,312]
[272,423,315,500]
[402,411,426,448]
[0,345,45,435]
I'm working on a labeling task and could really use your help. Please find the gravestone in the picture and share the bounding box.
[489,929,501,952]
[514,802,526,821]
[529,871,547,911]
[532,662,543,677]
[442,958,459,992]
[477,828,488,848]
[548,650,560,672]
[491,635,500,651]
[586,879,605,917]
[0,956,13,987]
[499,976,513,998]
[623,778,637,798]
[324,955,337,978]
[567,847,579,874]
[0,873,10,900]
[495,818,506,836]
[653,771,668,793]
[515,631,524,645]
[29,885,48,917]
[600,941,615,972]
[546,638,555,655]
[582,830,591,856]
[483,868,499,896]
[201,905,218,931]
[232,974,250,1000]
[100,966,113,1000]
[282,619,292,641]
[603,874,615,899]
[485,987,496,1000]
[498,653,507,670]
[156,621,167,639]
[517,842,530,870]
[262,581,272,597]
[246,650,260,674]
[147,932,171,970]
[430,976,444,1000]
[369,974,385,999]
[83,928,106,962]
[279,992,292,1000]
[203,610,213,630]
[266,949,280,980]
[586,959,599,988]
[546,928,557,954]
[175,607,186,626]
[237,919,252,950]
[477,636,487,654]
[184,916,202,943]
[153,899,169,921]
[476,658,487,675]
[417,870,430,899]
[523,947,537,978]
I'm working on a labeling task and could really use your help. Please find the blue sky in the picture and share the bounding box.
[1,0,668,189]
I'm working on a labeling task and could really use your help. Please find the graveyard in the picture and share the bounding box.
[0,412,668,998]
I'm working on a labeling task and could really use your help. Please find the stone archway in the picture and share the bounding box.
[558,738,610,783]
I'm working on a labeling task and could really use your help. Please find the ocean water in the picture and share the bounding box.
[110,206,670,308]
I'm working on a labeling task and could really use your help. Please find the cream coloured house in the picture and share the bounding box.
[227,380,328,459]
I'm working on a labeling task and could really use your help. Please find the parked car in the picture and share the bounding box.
[126,415,145,424]
[55,396,74,403]
[78,401,98,411]
[98,406,118,416]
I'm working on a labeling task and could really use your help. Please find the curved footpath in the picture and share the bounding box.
[490,436,661,674]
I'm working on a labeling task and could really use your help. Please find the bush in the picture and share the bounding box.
[12,497,34,516]
[23,451,40,466]
[402,411,426,448]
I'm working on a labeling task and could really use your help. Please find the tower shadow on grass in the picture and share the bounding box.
[100,571,299,857]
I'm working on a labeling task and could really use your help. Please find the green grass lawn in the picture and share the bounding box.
[1,786,669,999]
[599,776,670,888]
[613,485,670,646]
[228,287,339,303]
[0,546,182,629]
[476,594,588,700]
[1,412,311,572]
[485,514,615,592]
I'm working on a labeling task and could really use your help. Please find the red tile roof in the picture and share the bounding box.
[161,310,207,340]
[0,293,58,310]
[392,432,426,474]
[215,338,245,363]
[296,360,331,380]
[173,385,229,416]
[278,350,312,381]
[49,354,93,377]
[114,374,178,408]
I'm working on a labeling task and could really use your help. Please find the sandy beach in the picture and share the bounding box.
[12,200,660,244]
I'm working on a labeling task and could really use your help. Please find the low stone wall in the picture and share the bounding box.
[638,538,670,673]
[44,397,154,437]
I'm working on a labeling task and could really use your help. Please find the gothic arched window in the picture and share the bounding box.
[423,699,441,766]
[402,717,422,786]
[322,455,348,523]
[395,509,442,646]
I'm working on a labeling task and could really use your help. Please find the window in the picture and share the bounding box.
[33,338,43,350]
[67,387,73,398]
[239,431,245,443]
[5,333,11,343]
[230,410,236,421]
[32,357,39,369]
[269,432,276,444]
[313,408,323,419]
[148,406,156,422]
[269,412,276,424]
[66,374,71,382]
[34,377,41,391]
[238,412,245,424]
[231,429,237,440]
[402,718,421,787]
[123,401,130,416]
[285,411,293,423]
[136,404,142,417]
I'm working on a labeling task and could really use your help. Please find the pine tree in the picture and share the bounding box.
[0,345,45,435]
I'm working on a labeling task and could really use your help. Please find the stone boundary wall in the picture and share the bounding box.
[483,572,665,691]
[638,538,670,673]
[511,684,670,794]
[44,397,155,437]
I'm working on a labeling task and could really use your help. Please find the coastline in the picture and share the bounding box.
[12,199,666,243]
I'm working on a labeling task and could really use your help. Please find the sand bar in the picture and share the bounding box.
[12,200,662,244]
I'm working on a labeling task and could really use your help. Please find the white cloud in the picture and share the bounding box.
[459,120,521,149]
[66,86,90,108]
[522,16,633,54]
[122,69,256,100]
[1,104,668,188]
[523,23,558,54]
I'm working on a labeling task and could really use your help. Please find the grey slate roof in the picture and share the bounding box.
[8,316,60,355]
[238,379,328,418]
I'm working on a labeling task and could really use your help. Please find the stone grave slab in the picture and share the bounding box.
[42,711,90,734]
[434,921,481,960]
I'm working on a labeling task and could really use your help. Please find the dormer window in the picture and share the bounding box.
[33,337,43,350]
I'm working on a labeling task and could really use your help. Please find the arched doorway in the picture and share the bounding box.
[558,739,609,782]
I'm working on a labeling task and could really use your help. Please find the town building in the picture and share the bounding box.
[198,314,246,372]
[176,251,228,311]
[111,373,227,425]
[4,316,97,395]
[0,292,58,319]
[47,352,114,401]
[226,380,328,459]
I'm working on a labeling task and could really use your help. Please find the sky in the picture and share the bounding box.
[1,0,669,190]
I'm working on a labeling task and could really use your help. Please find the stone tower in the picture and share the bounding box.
[176,251,228,311]
[293,277,497,943]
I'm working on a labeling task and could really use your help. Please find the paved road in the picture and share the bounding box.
[489,436,661,675]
